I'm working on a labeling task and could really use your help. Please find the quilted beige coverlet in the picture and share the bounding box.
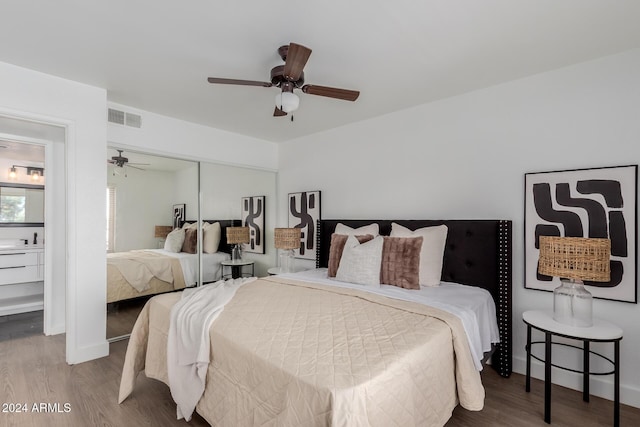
[107,251,186,303]
[119,276,484,426]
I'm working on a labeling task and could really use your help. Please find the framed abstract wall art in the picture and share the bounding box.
[524,165,637,303]
[241,195,265,254]
[288,191,321,260]
[172,203,185,229]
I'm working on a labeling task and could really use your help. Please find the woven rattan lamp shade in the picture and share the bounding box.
[226,226,250,244]
[274,228,301,250]
[538,236,611,282]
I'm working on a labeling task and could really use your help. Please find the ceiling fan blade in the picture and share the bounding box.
[207,77,272,87]
[127,162,150,166]
[283,43,312,81]
[125,164,145,171]
[302,85,360,101]
[273,106,288,117]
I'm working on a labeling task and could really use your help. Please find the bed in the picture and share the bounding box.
[106,219,237,304]
[119,219,512,426]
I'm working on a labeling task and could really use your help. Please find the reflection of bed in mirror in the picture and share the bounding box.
[106,220,237,304]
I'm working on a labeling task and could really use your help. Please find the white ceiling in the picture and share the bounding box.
[1,1,639,143]
[0,140,45,163]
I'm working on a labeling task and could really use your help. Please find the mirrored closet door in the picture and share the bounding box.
[106,154,278,342]
[106,148,199,341]
[199,162,277,278]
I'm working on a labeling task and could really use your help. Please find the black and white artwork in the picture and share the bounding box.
[172,204,185,230]
[525,165,637,303]
[288,191,321,260]
[241,196,265,254]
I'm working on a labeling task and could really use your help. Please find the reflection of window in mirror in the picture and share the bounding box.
[0,187,26,222]
[0,183,45,225]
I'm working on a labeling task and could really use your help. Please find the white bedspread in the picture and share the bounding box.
[277,268,499,370]
[167,277,256,421]
[143,249,230,285]
[107,251,174,291]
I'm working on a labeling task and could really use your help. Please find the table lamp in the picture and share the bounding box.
[154,225,173,248]
[274,227,301,273]
[226,226,250,262]
[538,236,611,327]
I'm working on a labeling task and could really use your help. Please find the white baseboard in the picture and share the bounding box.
[66,340,109,365]
[512,355,640,409]
[44,322,65,336]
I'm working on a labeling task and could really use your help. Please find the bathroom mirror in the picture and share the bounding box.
[0,182,45,226]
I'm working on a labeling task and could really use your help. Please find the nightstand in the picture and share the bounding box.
[523,310,623,426]
[221,259,254,279]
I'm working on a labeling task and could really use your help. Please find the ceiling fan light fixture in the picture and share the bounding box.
[275,91,299,113]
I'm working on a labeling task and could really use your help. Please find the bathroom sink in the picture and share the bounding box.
[0,239,26,249]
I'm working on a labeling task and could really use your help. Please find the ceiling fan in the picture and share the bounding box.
[207,43,360,117]
[107,150,149,170]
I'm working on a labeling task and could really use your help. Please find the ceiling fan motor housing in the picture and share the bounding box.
[270,65,304,88]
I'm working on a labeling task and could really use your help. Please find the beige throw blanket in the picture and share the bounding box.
[119,276,485,426]
[107,250,175,292]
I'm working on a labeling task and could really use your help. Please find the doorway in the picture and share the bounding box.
[0,117,66,339]
[0,140,45,340]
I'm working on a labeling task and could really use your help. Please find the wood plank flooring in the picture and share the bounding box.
[0,311,42,341]
[0,332,638,426]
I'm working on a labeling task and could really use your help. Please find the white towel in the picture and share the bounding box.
[167,277,256,420]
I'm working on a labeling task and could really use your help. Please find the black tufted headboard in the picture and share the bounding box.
[181,219,241,254]
[316,219,512,377]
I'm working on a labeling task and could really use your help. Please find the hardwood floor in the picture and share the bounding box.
[0,311,42,341]
[0,332,638,426]
[448,367,639,427]
[0,334,209,427]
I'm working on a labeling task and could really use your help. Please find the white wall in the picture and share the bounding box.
[108,167,178,251]
[107,103,278,170]
[278,49,640,407]
[173,165,199,222]
[0,61,108,363]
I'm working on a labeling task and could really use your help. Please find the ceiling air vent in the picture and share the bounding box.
[125,112,142,128]
[108,108,142,128]
[108,108,125,125]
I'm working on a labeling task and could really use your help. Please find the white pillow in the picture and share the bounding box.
[164,227,186,253]
[182,222,194,229]
[334,222,380,237]
[203,222,221,254]
[336,235,383,287]
[390,223,448,287]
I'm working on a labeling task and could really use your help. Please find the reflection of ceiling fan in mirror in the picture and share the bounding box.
[207,42,360,118]
[108,149,149,170]
[108,149,149,176]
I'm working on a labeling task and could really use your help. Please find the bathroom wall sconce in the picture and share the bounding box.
[8,165,44,182]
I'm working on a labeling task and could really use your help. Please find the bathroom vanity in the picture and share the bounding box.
[0,243,44,316]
